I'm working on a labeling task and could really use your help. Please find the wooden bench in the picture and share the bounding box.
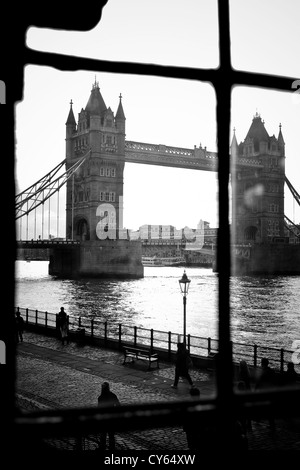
[123,346,159,370]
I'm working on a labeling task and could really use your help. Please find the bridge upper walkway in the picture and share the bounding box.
[15,143,299,243]
[124,140,264,171]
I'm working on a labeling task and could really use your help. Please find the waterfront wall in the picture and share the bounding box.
[15,307,300,376]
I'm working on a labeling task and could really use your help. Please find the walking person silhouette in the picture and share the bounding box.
[15,311,25,343]
[171,342,194,390]
[57,307,69,345]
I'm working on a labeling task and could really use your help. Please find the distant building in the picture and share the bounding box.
[129,221,218,246]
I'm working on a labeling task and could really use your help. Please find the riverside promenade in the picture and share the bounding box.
[15,331,300,452]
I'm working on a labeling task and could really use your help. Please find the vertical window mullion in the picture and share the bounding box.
[215,0,234,450]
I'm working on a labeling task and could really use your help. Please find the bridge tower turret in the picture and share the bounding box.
[231,113,285,245]
[65,80,126,242]
[115,93,126,154]
[65,100,77,158]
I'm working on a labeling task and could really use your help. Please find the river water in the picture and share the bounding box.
[15,261,300,353]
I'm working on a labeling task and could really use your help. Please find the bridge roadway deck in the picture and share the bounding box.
[16,331,300,453]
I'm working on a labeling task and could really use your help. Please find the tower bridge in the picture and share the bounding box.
[16,82,300,277]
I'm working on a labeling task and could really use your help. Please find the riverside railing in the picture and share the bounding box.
[15,306,300,375]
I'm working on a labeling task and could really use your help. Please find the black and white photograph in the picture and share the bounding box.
[1,0,300,462]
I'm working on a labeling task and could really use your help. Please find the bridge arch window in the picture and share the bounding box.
[111,167,116,177]
[105,192,109,201]
[109,192,115,202]
[100,167,105,176]
[100,191,104,201]
[109,211,116,224]
[76,218,89,241]
[269,203,279,213]
[244,226,257,241]
[106,168,111,177]
[270,157,278,167]
[246,145,253,156]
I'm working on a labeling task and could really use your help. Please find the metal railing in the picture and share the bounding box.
[15,306,300,375]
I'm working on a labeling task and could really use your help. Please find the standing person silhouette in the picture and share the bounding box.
[15,311,25,343]
[57,307,69,345]
[171,342,194,389]
[282,361,298,386]
[97,382,121,451]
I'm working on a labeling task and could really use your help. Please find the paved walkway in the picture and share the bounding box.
[15,331,300,452]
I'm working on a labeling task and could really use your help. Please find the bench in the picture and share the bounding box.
[123,346,159,370]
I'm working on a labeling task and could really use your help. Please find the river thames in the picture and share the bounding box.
[15,260,300,353]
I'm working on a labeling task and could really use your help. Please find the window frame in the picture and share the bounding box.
[4,0,300,453]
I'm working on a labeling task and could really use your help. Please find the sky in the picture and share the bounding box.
[15,0,300,238]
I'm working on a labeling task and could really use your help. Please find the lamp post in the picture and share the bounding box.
[179,270,191,345]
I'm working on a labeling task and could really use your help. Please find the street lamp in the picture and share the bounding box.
[179,270,191,345]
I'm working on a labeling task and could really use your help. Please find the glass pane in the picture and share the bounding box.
[230,0,300,78]
[26,0,219,68]
[230,86,300,392]
[16,67,219,419]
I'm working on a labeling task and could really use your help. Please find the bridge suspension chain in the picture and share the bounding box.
[284,214,300,238]
[15,150,91,220]
[285,176,300,207]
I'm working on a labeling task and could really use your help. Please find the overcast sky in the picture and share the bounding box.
[15,0,300,238]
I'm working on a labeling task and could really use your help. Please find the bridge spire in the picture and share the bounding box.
[65,99,76,127]
[116,92,126,122]
[278,121,285,154]
[230,127,238,152]
[93,75,99,89]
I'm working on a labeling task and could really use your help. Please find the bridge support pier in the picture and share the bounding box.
[49,246,80,277]
[49,240,144,279]
[232,243,300,275]
[79,240,144,279]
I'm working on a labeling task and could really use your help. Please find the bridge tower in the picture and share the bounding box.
[49,80,143,278]
[231,113,285,245]
[65,80,126,241]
